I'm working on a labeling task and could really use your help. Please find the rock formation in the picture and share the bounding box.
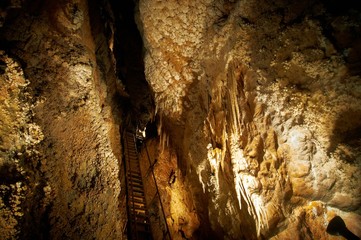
[138,0,361,239]
[0,0,125,238]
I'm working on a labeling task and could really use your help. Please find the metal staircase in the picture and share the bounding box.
[124,131,153,240]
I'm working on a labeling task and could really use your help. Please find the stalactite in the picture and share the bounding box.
[224,61,269,237]
[158,113,169,154]
[230,133,268,237]
[226,61,242,137]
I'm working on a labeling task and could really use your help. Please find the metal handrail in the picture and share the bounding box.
[122,130,132,238]
[144,141,172,240]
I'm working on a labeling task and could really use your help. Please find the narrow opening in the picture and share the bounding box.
[110,0,155,131]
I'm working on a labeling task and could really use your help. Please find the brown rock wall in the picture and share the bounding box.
[139,138,201,240]
[139,0,361,239]
[0,0,126,239]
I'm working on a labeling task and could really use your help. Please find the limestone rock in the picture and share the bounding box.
[139,0,361,238]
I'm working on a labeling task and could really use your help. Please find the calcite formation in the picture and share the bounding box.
[138,0,361,239]
[0,51,33,239]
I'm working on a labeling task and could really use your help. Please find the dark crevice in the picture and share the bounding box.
[328,109,361,161]
[109,0,156,131]
[314,1,361,75]
[321,0,361,14]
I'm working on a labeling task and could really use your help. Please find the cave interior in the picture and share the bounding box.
[0,0,360,239]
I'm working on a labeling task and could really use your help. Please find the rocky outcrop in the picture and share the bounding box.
[138,0,361,239]
[0,0,126,239]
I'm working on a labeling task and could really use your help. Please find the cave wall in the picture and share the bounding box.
[138,0,361,239]
[139,137,201,239]
[0,0,126,239]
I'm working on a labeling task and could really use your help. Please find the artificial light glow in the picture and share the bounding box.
[207,143,222,193]
[230,132,268,237]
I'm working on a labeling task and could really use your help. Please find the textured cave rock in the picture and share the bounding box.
[0,0,126,239]
[137,0,361,239]
[0,0,360,240]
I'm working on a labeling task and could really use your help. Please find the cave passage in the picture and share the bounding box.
[109,0,155,130]
[107,0,159,239]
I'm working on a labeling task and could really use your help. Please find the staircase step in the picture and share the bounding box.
[128,174,142,178]
[128,168,140,171]
[131,210,147,216]
[127,175,142,180]
[124,131,153,239]
[129,186,144,192]
[130,182,143,187]
[130,206,146,212]
[128,179,143,185]
[129,172,142,177]
[128,176,142,182]
[129,191,144,197]
[129,191,144,196]
[130,187,144,193]
[129,190,144,195]
[129,194,145,200]
[130,206,147,212]
[129,184,144,190]
[129,197,145,202]
[129,180,143,186]
[133,201,146,206]
[130,203,146,209]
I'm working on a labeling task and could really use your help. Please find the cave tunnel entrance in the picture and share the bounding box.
[109,0,156,132]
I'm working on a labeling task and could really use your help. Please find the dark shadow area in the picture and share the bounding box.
[108,0,155,131]
[321,0,361,14]
[327,216,360,240]
[0,162,24,185]
[145,119,158,139]
[319,0,361,76]
[328,109,361,159]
